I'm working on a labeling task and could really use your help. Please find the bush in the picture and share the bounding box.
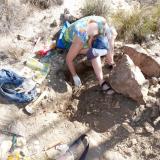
[26,0,64,9]
[111,4,160,43]
[81,0,110,18]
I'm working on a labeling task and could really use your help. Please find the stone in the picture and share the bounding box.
[148,85,160,97]
[123,44,160,77]
[151,106,159,118]
[70,99,79,113]
[156,99,160,107]
[56,0,64,5]
[109,54,149,104]
[122,122,134,133]
[146,96,157,105]
[50,20,57,28]
[153,116,160,126]
[135,127,144,134]
[101,150,126,160]
[144,122,154,133]
[132,105,146,122]
[151,77,158,86]
[131,138,138,145]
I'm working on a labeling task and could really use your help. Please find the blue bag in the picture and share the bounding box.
[0,69,37,103]
[56,21,71,49]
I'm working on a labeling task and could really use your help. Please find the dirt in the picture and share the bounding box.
[0,0,160,160]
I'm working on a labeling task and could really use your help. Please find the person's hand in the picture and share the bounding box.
[73,75,82,87]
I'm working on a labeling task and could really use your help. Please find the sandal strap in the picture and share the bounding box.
[101,81,111,91]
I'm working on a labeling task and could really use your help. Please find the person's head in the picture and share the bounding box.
[87,20,99,37]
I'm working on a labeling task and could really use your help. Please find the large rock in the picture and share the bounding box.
[109,54,149,104]
[123,44,160,77]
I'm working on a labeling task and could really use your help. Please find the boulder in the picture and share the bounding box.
[109,54,149,104]
[123,44,160,77]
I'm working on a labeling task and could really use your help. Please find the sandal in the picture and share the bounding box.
[101,81,115,95]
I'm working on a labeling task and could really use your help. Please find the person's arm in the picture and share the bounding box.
[66,36,83,86]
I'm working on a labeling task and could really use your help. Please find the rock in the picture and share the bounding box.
[144,122,154,133]
[135,127,145,134]
[132,105,146,122]
[142,149,155,158]
[150,77,158,86]
[148,84,160,97]
[156,99,160,107]
[55,0,64,5]
[146,96,157,105]
[131,138,138,145]
[123,44,160,77]
[70,99,79,113]
[146,103,153,108]
[101,150,126,160]
[122,122,134,133]
[151,106,159,118]
[50,20,57,28]
[153,116,160,126]
[114,101,120,109]
[109,54,149,104]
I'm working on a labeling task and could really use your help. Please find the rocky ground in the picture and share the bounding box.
[0,0,160,160]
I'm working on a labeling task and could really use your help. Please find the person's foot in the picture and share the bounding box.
[100,81,115,95]
[100,81,111,91]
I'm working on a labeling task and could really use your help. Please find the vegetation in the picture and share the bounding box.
[81,0,110,18]
[26,0,64,9]
[111,4,160,43]
[82,0,160,43]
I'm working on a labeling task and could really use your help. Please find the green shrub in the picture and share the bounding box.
[81,0,110,18]
[111,5,160,43]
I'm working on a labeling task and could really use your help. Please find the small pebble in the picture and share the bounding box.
[153,116,160,126]
[135,127,144,134]
[122,123,134,133]
[151,77,158,86]
[131,138,137,145]
[144,122,154,133]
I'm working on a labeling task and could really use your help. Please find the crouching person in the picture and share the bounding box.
[56,16,117,91]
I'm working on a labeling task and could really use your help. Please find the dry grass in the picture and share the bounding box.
[26,0,64,9]
[0,1,29,34]
[111,4,160,43]
[81,0,110,18]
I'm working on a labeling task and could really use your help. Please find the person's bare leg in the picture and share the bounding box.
[91,56,104,85]
[106,52,114,65]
